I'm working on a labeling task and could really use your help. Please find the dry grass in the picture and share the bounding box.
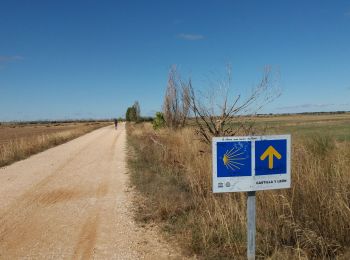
[0,122,110,167]
[127,122,350,259]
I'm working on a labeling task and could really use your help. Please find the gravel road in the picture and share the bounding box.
[0,123,181,259]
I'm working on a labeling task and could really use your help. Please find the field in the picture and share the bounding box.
[252,113,350,141]
[127,113,350,259]
[0,121,111,167]
[186,113,350,142]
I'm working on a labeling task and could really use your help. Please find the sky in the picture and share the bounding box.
[1,0,350,121]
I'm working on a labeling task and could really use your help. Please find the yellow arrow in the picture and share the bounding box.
[260,145,282,169]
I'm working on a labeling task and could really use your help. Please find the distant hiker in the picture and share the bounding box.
[114,119,118,129]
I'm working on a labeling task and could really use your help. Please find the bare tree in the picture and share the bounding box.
[133,101,141,122]
[163,66,191,129]
[189,65,281,143]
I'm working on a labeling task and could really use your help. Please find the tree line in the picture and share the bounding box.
[125,101,152,122]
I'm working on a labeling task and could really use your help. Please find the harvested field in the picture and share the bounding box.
[253,113,350,141]
[186,112,350,142]
[0,121,111,167]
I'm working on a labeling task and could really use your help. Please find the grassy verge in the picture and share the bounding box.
[0,122,110,167]
[127,122,350,259]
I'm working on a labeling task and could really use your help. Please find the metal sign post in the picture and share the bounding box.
[212,134,291,259]
[247,191,256,260]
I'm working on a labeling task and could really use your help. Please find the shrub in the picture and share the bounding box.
[152,112,166,130]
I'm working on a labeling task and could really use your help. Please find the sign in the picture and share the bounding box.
[212,135,291,193]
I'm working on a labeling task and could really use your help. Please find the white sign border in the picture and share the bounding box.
[212,134,291,193]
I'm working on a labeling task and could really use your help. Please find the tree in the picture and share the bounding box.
[125,101,141,122]
[133,101,141,122]
[189,65,281,143]
[163,66,190,129]
[126,106,137,122]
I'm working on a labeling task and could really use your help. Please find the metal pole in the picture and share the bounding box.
[247,191,256,260]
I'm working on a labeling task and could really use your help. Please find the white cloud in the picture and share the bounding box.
[0,56,23,69]
[177,33,204,41]
[277,103,335,110]
[0,55,23,62]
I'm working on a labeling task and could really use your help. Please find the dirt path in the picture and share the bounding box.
[0,123,181,259]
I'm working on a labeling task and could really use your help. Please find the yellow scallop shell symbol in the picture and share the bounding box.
[222,146,246,171]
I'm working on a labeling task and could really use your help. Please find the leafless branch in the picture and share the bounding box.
[163,66,191,129]
[189,65,281,143]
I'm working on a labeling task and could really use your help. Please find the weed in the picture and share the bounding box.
[127,122,350,259]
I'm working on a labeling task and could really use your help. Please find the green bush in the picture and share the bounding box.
[152,112,166,129]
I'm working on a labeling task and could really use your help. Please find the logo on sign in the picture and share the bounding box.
[216,141,251,177]
[255,140,287,175]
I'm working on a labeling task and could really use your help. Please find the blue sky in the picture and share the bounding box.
[1,0,350,121]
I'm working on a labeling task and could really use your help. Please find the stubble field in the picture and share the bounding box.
[0,121,111,167]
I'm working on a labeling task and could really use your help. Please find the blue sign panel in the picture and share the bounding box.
[217,141,251,177]
[255,139,287,175]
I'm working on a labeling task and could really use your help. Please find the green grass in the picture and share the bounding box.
[186,113,350,141]
[259,119,350,141]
